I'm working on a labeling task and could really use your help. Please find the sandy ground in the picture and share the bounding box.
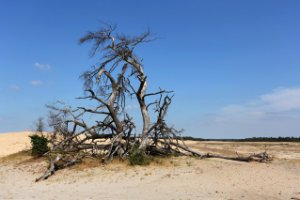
[0,132,300,200]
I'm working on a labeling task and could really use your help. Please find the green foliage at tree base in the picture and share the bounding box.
[29,134,49,157]
[128,144,151,165]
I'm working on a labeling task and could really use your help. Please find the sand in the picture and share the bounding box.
[0,132,300,200]
[0,131,31,157]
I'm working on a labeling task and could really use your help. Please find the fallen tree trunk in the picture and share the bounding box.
[159,140,270,163]
[202,152,270,162]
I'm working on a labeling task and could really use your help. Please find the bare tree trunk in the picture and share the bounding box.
[137,78,150,150]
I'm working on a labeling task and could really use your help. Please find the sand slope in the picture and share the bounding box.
[0,131,31,157]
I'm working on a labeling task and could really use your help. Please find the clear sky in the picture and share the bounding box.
[1,0,300,138]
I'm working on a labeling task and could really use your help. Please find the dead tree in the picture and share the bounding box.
[36,25,270,181]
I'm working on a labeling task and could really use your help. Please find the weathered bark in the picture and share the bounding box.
[137,77,150,150]
[202,152,270,162]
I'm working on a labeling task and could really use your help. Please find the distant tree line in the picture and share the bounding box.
[180,136,300,142]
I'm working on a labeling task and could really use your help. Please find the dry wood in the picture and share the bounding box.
[35,25,270,181]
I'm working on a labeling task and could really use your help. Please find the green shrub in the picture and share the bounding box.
[128,144,150,165]
[29,134,49,157]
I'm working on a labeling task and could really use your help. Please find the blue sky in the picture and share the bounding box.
[1,0,300,138]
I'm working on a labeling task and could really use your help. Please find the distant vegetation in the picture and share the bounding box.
[181,136,300,142]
